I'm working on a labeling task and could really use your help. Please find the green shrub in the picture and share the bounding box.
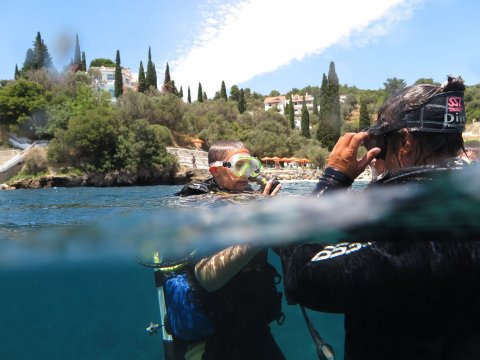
[21,147,48,175]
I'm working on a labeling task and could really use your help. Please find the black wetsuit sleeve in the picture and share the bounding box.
[311,167,354,196]
[285,240,480,313]
[175,182,210,196]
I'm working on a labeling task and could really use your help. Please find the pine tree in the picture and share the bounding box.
[162,62,174,94]
[358,99,371,131]
[14,64,20,79]
[301,95,310,138]
[179,86,183,98]
[220,81,227,101]
[145,47,157,89]
[22,49,35,72]
[138,61,146,93]
[187,86,191,103]
[197,82,203,102]
[36,32,53,69]
[81,51,87,71]
[237,89,246,114]
[23,32,53,72]
[114,50,123,98]
[73,34,81,70]
[230,85,240,101]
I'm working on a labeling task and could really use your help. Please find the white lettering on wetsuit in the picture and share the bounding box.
[310,242,371,262]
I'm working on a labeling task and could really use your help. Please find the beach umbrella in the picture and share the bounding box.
[280,157,291,162]
[191,138,204,150]
[299,158,310,163]
[271,156,281,162]
[261,156,273,166]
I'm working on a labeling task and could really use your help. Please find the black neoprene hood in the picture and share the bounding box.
[367,91,466,136]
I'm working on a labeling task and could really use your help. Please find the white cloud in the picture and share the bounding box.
[171,0,423,97]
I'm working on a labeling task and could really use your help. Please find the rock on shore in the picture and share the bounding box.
[6,167,209,189]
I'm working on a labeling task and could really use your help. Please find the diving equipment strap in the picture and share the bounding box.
[300,305,335,360]
[278,246,335,360]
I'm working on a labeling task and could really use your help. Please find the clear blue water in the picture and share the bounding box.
[0,183,345,360]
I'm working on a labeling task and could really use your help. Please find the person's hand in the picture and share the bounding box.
[262,180,281,197]
[327,132,381,179]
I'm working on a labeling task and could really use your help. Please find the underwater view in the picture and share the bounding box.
[0,182,346,360]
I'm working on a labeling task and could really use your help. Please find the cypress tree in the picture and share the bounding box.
[138,61,146,93]
[317,73,331,147]
[203,91,208,101]
[327,61,341,144]
[312,96,319,115]
[220,81,227,101]
[114,50,123,98]
[289,94,295,129]
[152,63,157,90]
[301,95,310,138]
[316,62,342,150]
[162,62,174,94]
[197,82,203,102]
[237,89,246,114]
[358,99,371,131]
[14,64,20,79]
[179,86,183,98]
[187,86,191,103]
[146,47,157,89]
[81,51,87,71]
[73,34,81,70]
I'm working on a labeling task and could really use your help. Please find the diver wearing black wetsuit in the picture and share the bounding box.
[288,162,480,360]
[286,78,480,360]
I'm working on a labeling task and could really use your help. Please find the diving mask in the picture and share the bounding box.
[210,154,262,178]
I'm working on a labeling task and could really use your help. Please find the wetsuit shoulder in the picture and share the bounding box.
[175,178,218,196]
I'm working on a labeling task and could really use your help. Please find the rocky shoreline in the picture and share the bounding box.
[1,167,210,190]
[1,166,372,190]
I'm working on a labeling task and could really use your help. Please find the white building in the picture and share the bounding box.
[291,93,314,120]
[264,93,316,129]
[264,95,287,114]
[90,66,138,99]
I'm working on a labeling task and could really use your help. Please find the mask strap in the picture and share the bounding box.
[225,148,250,161]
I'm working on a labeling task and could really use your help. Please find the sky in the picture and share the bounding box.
[1,0,480,97]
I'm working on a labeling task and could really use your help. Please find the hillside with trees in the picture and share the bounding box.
[1,32,480,183]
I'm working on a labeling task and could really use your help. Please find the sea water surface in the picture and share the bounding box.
[0,182,346,360]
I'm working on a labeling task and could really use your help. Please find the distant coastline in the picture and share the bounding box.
[1,160,373,190]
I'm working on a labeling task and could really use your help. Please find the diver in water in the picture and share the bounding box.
[172,140,285,360]
[285,76,480,359]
